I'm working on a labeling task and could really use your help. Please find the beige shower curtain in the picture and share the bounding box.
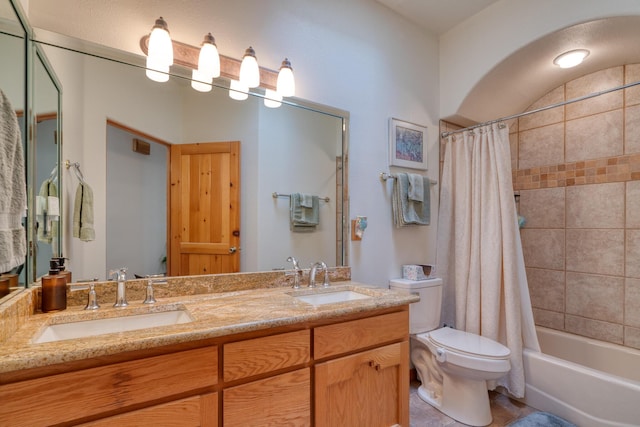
[436,123,539,398]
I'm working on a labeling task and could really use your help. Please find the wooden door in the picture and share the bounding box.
[315,342,409,427]
[169,141,240,276]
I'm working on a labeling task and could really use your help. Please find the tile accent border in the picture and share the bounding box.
[513,153,640,190]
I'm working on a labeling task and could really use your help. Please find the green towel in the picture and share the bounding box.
[73,183,95,242]
[392,173,430,227]
[290,193,319,232]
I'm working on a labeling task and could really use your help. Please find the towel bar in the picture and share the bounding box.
[272,192,330,202]
[380,172,438,185]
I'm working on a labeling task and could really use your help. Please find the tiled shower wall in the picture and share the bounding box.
[514,64,640,350]
[439,64,640,350]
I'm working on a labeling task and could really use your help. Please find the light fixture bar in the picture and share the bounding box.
[140,35,278,90]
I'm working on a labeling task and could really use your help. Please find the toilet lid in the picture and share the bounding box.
[427,327,510,359]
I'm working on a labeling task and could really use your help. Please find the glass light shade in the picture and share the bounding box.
[146,56,170,83]
[277,58,295,97]
[229,79,249,101]
[239,46,260,88]
[191,69,212,92]
[147,17,173,67]
[198,33,220,79]
[264,89,282,108]
[553,49,589,68]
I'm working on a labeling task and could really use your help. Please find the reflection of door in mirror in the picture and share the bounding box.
[169,141,241,276]
[106,123,169,278]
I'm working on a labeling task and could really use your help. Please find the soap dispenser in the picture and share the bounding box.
[41,260,67,312]
[53,257,72,284]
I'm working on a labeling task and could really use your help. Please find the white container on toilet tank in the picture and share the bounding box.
[389,277,442,333]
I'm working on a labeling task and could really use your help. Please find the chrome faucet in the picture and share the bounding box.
[309,261,330,288]
[109,267,128,307]
[287,256,303,289]
[144,274,167,304]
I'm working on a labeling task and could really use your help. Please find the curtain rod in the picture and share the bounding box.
[441,79,640,139]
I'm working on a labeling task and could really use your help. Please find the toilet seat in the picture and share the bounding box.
[427,327,510,359]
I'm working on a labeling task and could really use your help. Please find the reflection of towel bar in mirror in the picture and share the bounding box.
[272,192,330,202]
[65,159,86,184]
[380,172,438,185]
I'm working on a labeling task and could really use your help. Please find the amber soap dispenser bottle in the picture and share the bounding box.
[41,260,67,312]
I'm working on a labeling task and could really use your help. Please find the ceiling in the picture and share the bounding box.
[375,0,500,36]
[377,0,640,125]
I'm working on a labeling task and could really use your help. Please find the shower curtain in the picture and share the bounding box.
[436,123,539,398]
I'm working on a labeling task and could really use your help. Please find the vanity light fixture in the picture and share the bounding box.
[197,33,220,79]
[145,17,173,82]
[264,88,283,108]
[229,79,249,100]
[239,46,260,88]
[277,58,295,97]
[553,49,589,68]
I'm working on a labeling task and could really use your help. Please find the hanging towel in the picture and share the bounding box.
[290,192,319,232]
[407,173,424,202]
[73,182,95,242]
[392,173,430,227]
[37,179,59,243]
[0,89,27,273]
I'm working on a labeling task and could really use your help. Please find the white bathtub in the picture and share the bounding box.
[521,326,640,427]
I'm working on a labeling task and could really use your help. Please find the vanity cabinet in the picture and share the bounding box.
[0,306,409,427]
[314,311,410,427]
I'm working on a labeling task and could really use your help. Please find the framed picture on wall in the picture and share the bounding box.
[389,118,428,170]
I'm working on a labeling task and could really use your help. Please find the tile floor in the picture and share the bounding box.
[409,381,536,426]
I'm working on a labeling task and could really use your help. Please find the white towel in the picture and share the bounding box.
[0,89,27,272]
[37,179,59,243]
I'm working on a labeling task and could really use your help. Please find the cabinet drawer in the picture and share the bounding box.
[0,346,218,427]
[79,393,218,427]
[223,368,311,426]
[224,329,310,382]
[314,311,408,359]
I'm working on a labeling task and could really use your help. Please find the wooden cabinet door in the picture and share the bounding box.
[169,141,240,276]
[315,341,409,427]
[224,368,311,426]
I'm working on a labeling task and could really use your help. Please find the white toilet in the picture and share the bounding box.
[389,278,511,427]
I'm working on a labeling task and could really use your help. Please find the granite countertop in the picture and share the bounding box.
[0,282,418,376]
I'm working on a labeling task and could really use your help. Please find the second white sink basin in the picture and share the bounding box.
[33,309,193,344]
[293,290,371,306]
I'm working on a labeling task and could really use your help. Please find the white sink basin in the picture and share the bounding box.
[293,290,371,306]
[33,309,193,344]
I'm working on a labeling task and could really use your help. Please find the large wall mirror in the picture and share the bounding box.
[0,0,27,302]
[33,31,349,281]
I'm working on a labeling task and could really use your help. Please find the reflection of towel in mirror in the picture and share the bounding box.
[37,179,59,243]
[73,183,95,242]
[290,193,319,232]
[392,173,430,227]
[0,89,27,272]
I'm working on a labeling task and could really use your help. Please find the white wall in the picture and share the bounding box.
[29,0,441,287]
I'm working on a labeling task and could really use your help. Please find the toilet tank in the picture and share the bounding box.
[389,278,442,334]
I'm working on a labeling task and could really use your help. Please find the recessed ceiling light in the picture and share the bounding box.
[553,49,590,68]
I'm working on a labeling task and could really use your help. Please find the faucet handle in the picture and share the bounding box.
[109,267,127,281]
[84,283,100,310]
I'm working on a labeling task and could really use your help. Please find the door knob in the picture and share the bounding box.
[229,247,237,254]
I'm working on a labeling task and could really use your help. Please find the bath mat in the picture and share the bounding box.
[508,411,576,427]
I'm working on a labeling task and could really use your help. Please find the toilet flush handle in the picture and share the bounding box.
[435,347,446,363]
